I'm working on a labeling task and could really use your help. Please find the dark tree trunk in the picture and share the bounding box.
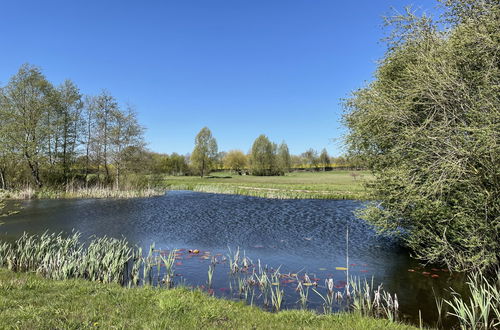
[25,155,42,188]
[0,168,6,189]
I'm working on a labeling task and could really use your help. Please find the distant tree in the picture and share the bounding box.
[250,135,279,176]
[290,155,303,169]
[215,151,226,170]
[276,141,291,174]
[82,96,96,186]
[166,153,189,175]
[319,148,330,171]
[301,148,320,171]
[223,150,248,174]
[191,127,218,177]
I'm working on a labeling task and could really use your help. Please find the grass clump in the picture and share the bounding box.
[443,271,500,329]
[0,268,417,329]
[1,187,165,200]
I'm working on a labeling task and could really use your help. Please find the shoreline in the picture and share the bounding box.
[0,268,416,329]
[1,186,368,201]
[166,184,369,200]
[0,187,166,200]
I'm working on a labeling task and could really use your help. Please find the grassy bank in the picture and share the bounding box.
[0,171,370,200]
[0,187,165,200]
[163,171,372,200]
[0,268,415,330]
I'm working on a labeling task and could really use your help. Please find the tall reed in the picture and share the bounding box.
[270,271,284,311]
[443,271,500,329]
[0,232,132,284]
[160,250,176,288]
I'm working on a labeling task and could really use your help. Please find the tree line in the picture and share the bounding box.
[0,64,144,190]
[161,128,357,177]
[0,65,358,191]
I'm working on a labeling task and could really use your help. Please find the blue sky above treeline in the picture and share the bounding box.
[0,0,439,156]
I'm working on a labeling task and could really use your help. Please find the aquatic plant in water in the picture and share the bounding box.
[0,232,434,326]
[443,272,500,329]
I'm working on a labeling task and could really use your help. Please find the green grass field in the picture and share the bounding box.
[162,170,372,199]
[0,268,415,329]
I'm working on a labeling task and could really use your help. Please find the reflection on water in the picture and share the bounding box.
[1,191,464,327]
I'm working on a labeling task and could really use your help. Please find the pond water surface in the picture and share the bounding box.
[1,191,465,327]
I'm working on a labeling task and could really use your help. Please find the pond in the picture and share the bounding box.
[0,191,464,327]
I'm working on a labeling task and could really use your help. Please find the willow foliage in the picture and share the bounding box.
[344,1,499,271]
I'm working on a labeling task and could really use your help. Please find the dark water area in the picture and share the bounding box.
[1,191,465,327]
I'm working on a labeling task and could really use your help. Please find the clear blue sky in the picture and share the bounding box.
[0,0,439,156]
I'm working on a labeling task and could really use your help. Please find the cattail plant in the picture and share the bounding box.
[313,279,335,314]
[296,281,309,309]
[160,250,176,288]
[207,263,215,288]
[443,271,500,329]
[270,271,284,311]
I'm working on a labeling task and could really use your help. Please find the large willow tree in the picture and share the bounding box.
[344,0,499,271]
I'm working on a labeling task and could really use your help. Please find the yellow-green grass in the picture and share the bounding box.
[162,171,372,200]
[0,268,416,330]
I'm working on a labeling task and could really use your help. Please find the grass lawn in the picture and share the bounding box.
[161,171,372,200]
[0,268,415,329]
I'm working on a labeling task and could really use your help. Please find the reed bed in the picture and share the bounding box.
[3,231,471,328]
[0,232,177,288]
[0,232,399,319]
[442,271,500,329]
[1,187,165,200]
[166,183,366,200]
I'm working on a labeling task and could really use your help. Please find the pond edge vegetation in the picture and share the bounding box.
[0,232,413,329]
[1,231,498,329]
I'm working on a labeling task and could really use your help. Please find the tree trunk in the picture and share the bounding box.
[0,168,6,189]
[25,154,42,188]
[115,165,120,190]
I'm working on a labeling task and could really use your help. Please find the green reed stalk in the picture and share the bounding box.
[443,271,500,329]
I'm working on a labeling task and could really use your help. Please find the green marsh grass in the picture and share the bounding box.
[163,171,372,200]
[1,186,165,200]
[160,249,176,288]
[349,276,400,321]
[296,281,310,309]
[443,271,500,329]
[270,271,284,311]
[207,263,215,288]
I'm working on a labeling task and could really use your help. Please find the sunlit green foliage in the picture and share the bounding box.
[223,150,248,174]
[191,127,218,177]
[0,65,145,191]
[344,1,499,271]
